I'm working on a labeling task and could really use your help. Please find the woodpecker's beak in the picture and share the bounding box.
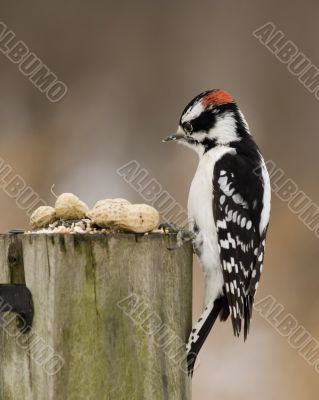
[162,127,186,142]
[162,133,186,142]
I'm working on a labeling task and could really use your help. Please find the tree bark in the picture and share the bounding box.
[0,232,192,400]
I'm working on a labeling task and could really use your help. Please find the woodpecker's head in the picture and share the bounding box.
[164,89,250,155]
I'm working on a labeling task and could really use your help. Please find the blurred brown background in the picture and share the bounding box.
[0,1,318,399]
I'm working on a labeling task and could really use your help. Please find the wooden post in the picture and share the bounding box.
[0,232,192,400]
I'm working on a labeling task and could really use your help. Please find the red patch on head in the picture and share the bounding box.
[202,90,234,107]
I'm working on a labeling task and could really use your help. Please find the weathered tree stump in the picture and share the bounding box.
[0,233,192,400]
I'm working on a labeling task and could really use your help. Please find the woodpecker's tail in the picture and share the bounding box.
[186,296,228,376]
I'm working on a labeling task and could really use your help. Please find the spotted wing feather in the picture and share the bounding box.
[213,153,267,338]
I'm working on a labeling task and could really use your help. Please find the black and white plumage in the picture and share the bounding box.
[164,89,271,376]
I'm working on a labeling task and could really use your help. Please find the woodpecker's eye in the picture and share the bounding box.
[183,122,193,134]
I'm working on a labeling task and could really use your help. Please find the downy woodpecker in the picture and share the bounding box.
[163,90,271,375]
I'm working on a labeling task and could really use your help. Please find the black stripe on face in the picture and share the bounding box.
[191,110,217,133]
[183,103,237,135]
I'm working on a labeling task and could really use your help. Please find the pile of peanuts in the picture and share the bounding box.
[29,193,160,234]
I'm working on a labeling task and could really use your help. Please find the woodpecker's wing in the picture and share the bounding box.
[213,152,268,338]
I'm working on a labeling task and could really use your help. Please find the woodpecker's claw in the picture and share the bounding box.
[159,222,181,234]
[159,223,195,250]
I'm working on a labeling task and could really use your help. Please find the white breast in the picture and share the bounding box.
[188,146,236,306]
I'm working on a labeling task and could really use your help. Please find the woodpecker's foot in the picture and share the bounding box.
[159,222,181,234]
[159,223,195,250]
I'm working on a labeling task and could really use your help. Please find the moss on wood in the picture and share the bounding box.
[0,233,192,400]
